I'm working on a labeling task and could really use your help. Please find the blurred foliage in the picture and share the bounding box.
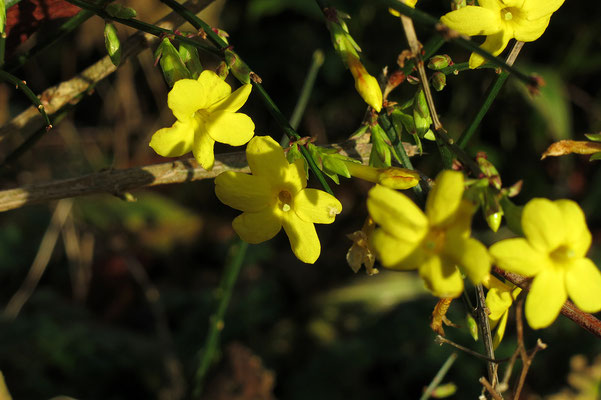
[0,0,601,399]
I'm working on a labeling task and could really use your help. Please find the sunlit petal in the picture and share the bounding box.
[168,79,206,121]
[566,258,601,313]
[522,198,565,253]
[281,212,320,264]
[426,170,465,227]
[192,129,216,170]
[418,256,464,298]
[246,136,290,185]
[293,188,342,224]
[205,110,255,146]
[209,84,252,113]
[513,15,550,41]
[489,238,547,276]
[233,207,282,244]
[371,228,420,269]
[215,171,273,212]
[197,70,232,107]
[522,0,565,20]
[555,200,592,257]
[367,185,428,241]
[440,6,502,36]
[149,120,194,157]
[445,237,490,284]
[468,28,513,69]
[525,267,567,329]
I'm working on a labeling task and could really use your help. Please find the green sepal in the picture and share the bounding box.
[286,143,308,176]
[178,42,203,79]
[105,3,137,19]
[155,38,191,87]
[500,196,524,236]
[589,152,601,161]
[370,124,391,168]
[349,123,369,140]
[585,133,601,142]
[104,22,121,67]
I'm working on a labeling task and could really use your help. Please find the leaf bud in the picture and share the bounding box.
[431,72,446,92]
[155,38,191,87]
[224,49,252,84]
[104,22,121,67]
[427,54,453,70]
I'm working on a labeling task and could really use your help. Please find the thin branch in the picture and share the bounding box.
[435,335,505,364]
[479,377,503,400]
[3,199,73,319]
[493,266,601,338]
[0,0,217,146]
[0,141,382,213]
[476,283,499,389]
[419,352,458,400]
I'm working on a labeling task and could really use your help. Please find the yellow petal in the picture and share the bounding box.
[149,120,194,157]
[367,185,429,241]
[522,198,565,253]
[440,6,502,36]
[197,70,232,107]
[489,238,547,276]
[492,309,509,349]
[192,130,216,170]
[168,79,206,121]
[354,72,383,112]
[208,84,252,113]
[285,159,308,193]
[525,267,567,329]
[215,171,273,212]
[444,237,490,284]
[418,256,464,298]
[371,228,420,269]
[246,136,290,184]
[293,188,342,224]
[481,0,504,10]
[486,286,514,320]
[554,200,592,257]
[426,170,465,227]
[513,15,550,41]
[468,28,513,69]
[205,110,255,146]
[281,212,320,264]
[522,0,565,20]
[566,258,601,313]
[233,207,282,244]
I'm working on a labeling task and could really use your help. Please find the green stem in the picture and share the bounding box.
[378,113,425,199]
[287,50,324,133]
[64,0,219,56]
[419,352,458,400]
[158,0,333,194]
[434,128,482,177]
[457,72,509,149]
[380,0,539,89]
[192,240,249,399]
[0,70,52,128]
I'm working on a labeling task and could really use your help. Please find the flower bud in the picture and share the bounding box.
[427,54,453,70]
[347,54,383,112]
[104,22,121,67]
[178,42,203,79]
[106,3,137,19]
[431,72,446,92]
[343,160,419,190]
[155,38,191,87]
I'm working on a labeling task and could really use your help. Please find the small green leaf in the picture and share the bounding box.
[323,155,351,179]
[589,152,601,161]
[370,124,391,168]
[585,133,601,142]
[155,38,191,87]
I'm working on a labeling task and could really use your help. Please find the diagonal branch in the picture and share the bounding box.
[0,140,380,213]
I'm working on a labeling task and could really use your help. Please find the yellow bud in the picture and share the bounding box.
[346,55,383,112]
[344,161,419,190]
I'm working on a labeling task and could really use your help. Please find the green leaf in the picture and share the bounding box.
[178,42,203,79]
[155,38,191,87]
[585,133,601,142]
[105,3,137,19]
[104,22,121,67]
[589,152,601,161]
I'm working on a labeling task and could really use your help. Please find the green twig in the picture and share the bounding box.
[285,49,324,141]
[380,0,539,89]
[192,240,249,398]
[0,70,52,129]
[64,0,219,56]
[457,41,524,149]
[419,352,458,400]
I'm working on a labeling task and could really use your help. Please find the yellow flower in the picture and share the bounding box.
[440,0,565,69]
[345,54,383,112]
[150,70,255,170]
[215,136,342,264]
[367,170,490,298]
[490,198,601,329]
[483,274,521,348]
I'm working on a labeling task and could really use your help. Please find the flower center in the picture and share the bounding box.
[278,190,293,212]
[550,245,576,263]
[501,8,513,21]
[423,228,446,255]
